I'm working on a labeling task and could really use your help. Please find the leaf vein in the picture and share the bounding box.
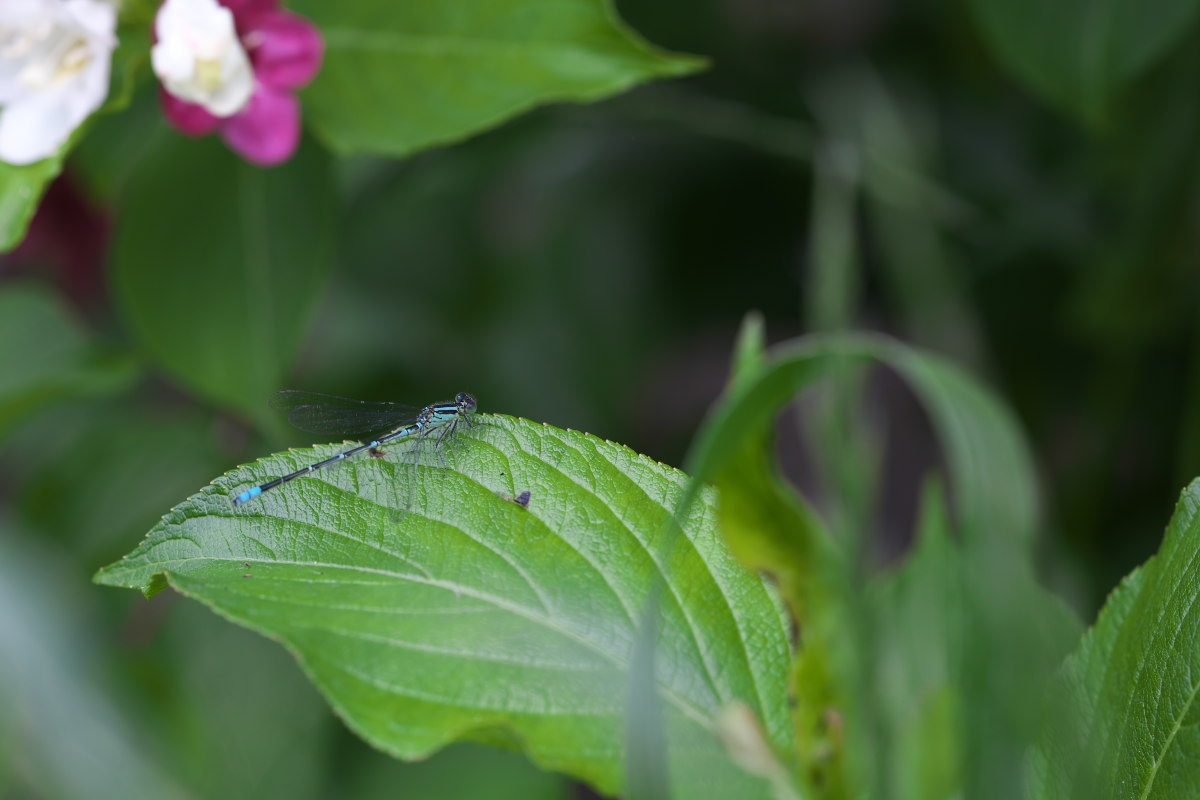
[328,659,622,716]
[290,621,609,672]
[142,554,713,729]
[549,432,726,709]
[584,436,775,727]
[468,423,642,629]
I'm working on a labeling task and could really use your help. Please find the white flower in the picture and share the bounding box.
[0,0,117,166]
[152,0,253,118]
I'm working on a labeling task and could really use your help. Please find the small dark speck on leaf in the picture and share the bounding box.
[496,490,532,508]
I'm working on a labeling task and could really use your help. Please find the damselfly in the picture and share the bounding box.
[232,391,479,506]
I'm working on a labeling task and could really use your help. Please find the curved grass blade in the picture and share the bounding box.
[677,329,1069,799]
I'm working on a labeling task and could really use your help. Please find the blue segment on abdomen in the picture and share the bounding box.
[235,486,263,504]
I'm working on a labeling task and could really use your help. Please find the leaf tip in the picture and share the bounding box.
[92,559,169,599]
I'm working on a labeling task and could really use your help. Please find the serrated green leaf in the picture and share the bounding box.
[1033,479,1200,799]
[290,0,706,157]
[112,134,335,417]
[0,284,138,441]
[95,415,792,798]
[969,0,1200,125]
[1028,564,1149,799]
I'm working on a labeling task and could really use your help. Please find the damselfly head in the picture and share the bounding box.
[456,392,477,414]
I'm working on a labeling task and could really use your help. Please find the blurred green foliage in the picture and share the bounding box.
[5,0,1200,796]
[289,0,704,156]
[113,134,336,418]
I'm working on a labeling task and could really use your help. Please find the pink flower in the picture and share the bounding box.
[152,0,322,166]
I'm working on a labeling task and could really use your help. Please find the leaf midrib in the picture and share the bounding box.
[1103,500,1200,795]
[1138,672,1200,800]
[235,455,557,613]
[483,424,730,710]
[108,553,714,730]
[218,580,607,672]
[575,431,778,734]
[235,425,744,721]
[332,658,623,716]
[471,428,643,628]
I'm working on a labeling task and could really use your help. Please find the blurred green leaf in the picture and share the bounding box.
[19,411,225,562]
[715,430,847,798]
[1032,479,1200,798]
[156,600,336,800]
[814,69,982,363]
[969,0,1200,124]
[71,81,162,202]
[0,531,189,800]
[290,0,706,156]
[0,284,138,440]
[113,134,335,418]
[868,481,963,800]
[683,332,1071,799]
[0,153,69,253]
[343,742,568,800]
[95,415,792,798]
[729,312,768,390]
[709,315,846,797]
[104,15,152,115]
[877,338,1038,544]
[117,0,160,27]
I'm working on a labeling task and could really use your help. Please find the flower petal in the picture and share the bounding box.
[152,0,253,117]
[222,0,280,30]
[151,37,196,84]
[0,92,74,164]
[159,88,223,136]
[0,0,116,165]
[63,0,118,42]
[245,11,323,90]
[221,85,299,166]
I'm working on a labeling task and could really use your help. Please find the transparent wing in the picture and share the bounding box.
[269,390,419,438]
